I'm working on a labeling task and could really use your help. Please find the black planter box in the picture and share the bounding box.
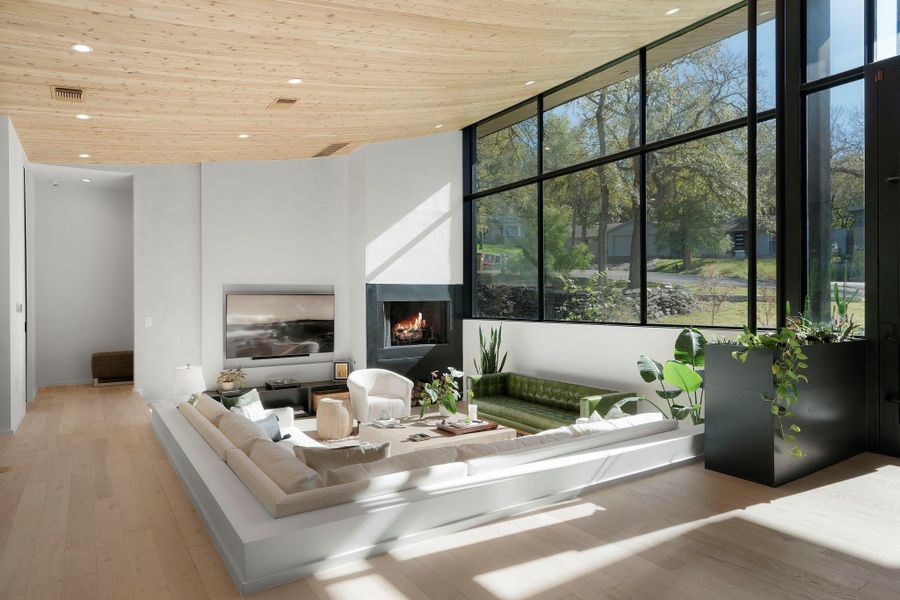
[704,340,867,487]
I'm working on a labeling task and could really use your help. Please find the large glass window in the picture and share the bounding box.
[758,0,777,112]
[473,186,539,319]
[647,8,748,142]
[646,129,749,327]
[543,159,639,323]
[806,0,865,81]
[876,0,900,61]
[757,119,778,328]
[806,80,865,329]
[542,56,640,173]
[473,103,538,192]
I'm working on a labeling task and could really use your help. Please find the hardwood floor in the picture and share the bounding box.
[1,386,898,600]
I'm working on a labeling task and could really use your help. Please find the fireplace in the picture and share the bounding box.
[367,284,462,381]
[386,301,448,347]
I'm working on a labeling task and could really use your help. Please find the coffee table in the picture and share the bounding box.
[358,415,516,455]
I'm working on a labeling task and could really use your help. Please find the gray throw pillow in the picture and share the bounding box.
[254,414,282,443]
[294,443,390,482]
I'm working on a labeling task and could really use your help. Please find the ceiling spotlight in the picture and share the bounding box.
[287,78,303,85]
[78,153,91,158]
[238,134,250,139]
[71,43,93,53]
[435,124,444,129]
[75,113,90,120]
[81,178,92,183]
[665,7,680,15]
[524,80,536,86]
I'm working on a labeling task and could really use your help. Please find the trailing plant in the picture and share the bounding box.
[637,327,707,425]
[216,368,246,387]
[730,297,860,459]
[474,325,508,375]
[418,367,462,418]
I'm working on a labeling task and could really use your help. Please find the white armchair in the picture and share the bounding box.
[347,369,414,423]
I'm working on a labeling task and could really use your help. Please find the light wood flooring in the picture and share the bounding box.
[1,386,899,600]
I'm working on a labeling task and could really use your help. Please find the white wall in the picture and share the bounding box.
[32,167,133,386]
[200,158,351,389]
[348,132,463,367]
[92,163,203,401]
[0,117,27,433]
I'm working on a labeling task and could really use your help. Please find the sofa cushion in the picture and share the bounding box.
[472,395,577,430]
[295,443,390,484]
[327,446,459,484]
[457,431,571,463]
[249,439,322,494]
[194,394,230,426]
[230,397,267,422]
[466,419,678,476]
[178,402,236,460]
[223,388,261,410]
[506,373,614,412]
[218,412,267,455]
[253,414,283,443]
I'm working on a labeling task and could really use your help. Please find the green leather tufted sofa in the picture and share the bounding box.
[466,373,637,434]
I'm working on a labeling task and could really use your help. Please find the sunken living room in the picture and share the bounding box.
[2,1,900,599]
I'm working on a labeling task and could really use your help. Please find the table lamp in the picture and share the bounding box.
[172,364,206,403]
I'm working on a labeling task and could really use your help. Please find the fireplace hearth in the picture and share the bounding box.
[367,284,462,381]
[387,301,448,347]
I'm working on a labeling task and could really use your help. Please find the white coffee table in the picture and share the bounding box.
[358,415,516,455]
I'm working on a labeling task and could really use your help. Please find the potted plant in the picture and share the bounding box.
[418,367,462,419]
[217,368,246,392]
[474,325,507,374]
[705,291,866,487]
[637,327,707,424]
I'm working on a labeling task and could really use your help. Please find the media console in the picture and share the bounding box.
[204,379,349,418]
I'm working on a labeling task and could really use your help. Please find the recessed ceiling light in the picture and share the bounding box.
[238,134,250,139]
[287,78,303,85]
[524,80,536,86]
[665,7,680,15]
[435,124,443,129]
[75,113,90,120]
[78,153,91,158]
[71,43,93,53]
[81,178,92,183]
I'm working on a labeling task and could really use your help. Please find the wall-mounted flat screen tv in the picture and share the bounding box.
[224,292,335,363]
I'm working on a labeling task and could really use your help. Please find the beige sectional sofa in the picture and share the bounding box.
[178,394,680,519]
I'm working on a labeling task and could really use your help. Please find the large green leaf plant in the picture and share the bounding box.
[637,327,707,425]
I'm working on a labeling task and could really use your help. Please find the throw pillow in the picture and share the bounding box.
[250,440,322,494]
[222,388,260,410]
[253,414,282,443]
[230,398,267,422]
[294,443,390,481]
[604,405,629,419]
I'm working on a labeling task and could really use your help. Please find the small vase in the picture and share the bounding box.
[221,381,235,391]
[439,405,453,418]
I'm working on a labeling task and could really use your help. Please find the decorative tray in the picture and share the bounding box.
[435,420,499,436]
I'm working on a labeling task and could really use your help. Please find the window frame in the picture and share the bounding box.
[463,0,882,333]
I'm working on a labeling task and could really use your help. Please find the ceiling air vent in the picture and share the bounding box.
[314,143,349,157]
[52,86,84,102]
[267,97,299,110]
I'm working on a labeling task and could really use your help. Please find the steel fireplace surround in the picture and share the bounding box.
[366,284,462,381]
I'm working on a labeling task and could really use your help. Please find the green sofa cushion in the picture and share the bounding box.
[506,373,616,412]
[472,395,577,431]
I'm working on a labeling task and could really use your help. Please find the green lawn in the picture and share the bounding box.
[648,257,777,281]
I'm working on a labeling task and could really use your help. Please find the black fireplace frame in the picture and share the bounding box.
[366,284,463,381]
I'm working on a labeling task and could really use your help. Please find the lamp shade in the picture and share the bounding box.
[172,364,206,397]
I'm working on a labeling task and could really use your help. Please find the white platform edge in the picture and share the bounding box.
[150,402,704,595]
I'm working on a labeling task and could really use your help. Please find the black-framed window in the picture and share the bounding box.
[463,0,884,332]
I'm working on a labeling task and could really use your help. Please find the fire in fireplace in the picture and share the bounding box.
[386,301,448,347]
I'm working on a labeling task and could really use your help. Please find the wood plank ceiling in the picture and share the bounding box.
[0,0,735,164]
